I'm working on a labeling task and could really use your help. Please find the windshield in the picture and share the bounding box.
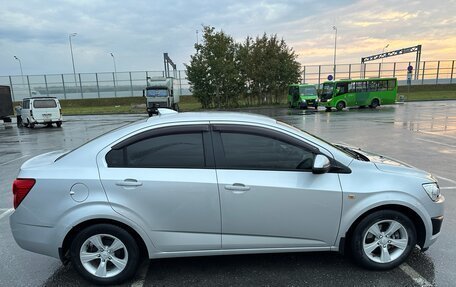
[146,89,168,97]
[276,120,369,161]
[322,83,334,95]
[300,86,317,95]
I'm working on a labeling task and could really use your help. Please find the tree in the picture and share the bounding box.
[186,26,242,108]
[186,26,301,108]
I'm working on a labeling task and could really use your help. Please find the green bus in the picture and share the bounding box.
[319,78,397,111]
[288,84,318,109]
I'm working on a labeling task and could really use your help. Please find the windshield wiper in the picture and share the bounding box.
[335,145,369,161]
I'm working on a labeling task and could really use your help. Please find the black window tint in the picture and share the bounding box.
[106,149,124,167]
[219,132,314,170]
[106,132,205,168]
[126,133,205,168]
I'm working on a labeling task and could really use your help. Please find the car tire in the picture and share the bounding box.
[29,121,35,129]
[336,101,345,111]
[369,99,380,109]
[351,210,416,270]
[70,224,140,285]
[325,107,332,112]
[56,121,62,128]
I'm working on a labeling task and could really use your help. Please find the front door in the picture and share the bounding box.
[211,125,343,249]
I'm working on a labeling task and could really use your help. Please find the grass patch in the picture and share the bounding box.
[400,90,456,101]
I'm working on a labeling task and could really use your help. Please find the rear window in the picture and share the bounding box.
[33,100,57,108]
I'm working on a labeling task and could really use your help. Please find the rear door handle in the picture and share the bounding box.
[224,183,250,192]
[115,179,143,187]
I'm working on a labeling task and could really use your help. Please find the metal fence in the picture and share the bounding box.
[303,60,455,87]
[0,70,192,102]
[1,60,454,102]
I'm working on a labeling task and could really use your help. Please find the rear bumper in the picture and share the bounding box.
[28,117,62,124]
[10,218,60,259]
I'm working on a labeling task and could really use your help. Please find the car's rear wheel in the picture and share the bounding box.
[56,121,62,127]
[351,210,416,270]
[70,224,140,285]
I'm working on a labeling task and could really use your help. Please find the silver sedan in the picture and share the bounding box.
[10,109,444,285]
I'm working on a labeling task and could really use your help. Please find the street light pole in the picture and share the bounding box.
[110,52,117,84]
[332,26,337,79]
[68,33,78,86]
[13,56,25,86]
[381,44,389,64]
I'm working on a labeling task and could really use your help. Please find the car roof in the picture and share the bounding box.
[146,111,277,125]
[23,97,58,100]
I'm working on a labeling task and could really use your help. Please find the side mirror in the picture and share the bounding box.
[312,154,331,174]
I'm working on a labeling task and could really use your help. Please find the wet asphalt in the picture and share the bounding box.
[0,101,455,286]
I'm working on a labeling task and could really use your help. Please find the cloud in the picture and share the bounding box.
[0,0,455,76]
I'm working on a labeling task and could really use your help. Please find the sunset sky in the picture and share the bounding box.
[1,0,455,76]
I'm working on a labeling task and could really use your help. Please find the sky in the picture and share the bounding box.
[1,0,455,76]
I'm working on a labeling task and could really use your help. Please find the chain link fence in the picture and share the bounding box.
[1,60,454,102]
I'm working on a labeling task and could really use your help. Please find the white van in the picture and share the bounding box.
[20,97,63,128]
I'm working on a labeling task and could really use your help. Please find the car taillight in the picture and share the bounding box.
[12,178,36,209]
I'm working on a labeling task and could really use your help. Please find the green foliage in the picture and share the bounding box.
[186,26,301,108]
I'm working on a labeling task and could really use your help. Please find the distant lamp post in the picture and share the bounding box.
[68,33,78,86]
[13,56,25,86]
[110,52,117,84]
[381,44,390,64]
[332,26,337,79]
[110,52,118,97]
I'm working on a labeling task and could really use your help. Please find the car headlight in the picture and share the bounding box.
[422,183,440,201]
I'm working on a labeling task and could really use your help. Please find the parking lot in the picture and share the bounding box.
[0,101,455,286]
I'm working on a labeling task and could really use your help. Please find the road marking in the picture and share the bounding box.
[399,263,433,287]
[440,186,456,190]
[416,137,456,148]
[435,175,456,185]
[0,154,30,166]
[0,208,14,221]
[130,260,149,287]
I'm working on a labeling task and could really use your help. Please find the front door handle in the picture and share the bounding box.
[115,179,143,187]
[224,183,250,192]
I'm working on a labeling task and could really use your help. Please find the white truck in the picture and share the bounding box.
[143,77,180,116]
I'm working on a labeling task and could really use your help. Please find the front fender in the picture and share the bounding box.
[336,191,432,249]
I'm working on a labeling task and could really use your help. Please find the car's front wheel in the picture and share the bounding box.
[351,210,416,270]
[70,224,140,285]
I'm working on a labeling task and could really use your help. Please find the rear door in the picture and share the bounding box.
[97,124,221,252]
[211,124,343,249]
[32,99,60,122]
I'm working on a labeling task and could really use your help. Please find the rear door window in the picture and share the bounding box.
[106,127,209,168]
[33,100,57,108]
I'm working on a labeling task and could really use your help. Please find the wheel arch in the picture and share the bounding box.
[339,204,426,254]
[60,218,149,265]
